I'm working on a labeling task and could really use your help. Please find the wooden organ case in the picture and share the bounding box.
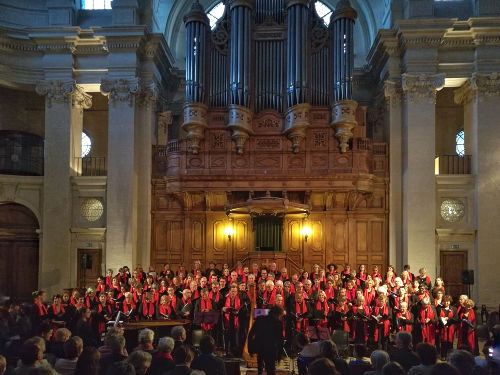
[151,0,389,274]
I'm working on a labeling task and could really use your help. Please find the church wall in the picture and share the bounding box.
[0,87,44,137]
[435,88,464,156]
[83,93,108,158]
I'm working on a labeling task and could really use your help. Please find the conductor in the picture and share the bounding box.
[248,305,285,375]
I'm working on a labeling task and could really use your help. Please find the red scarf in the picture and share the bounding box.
[106,276,113,289]
[98,303,112,315]
[96,284,106,294]
[336,305,350,332]
[395,310,412,332]
[51,304,64,316]
[351,305,370,341]
[419,305,436,344]
[325,288,335,300]
[122,301,136,313]
[263,289,277,307]
[374,304,391,340]
[154,351,173,360]
[364,288,376,306]
[142,302,155,318]
[159,304,172,317]
[440,307,455,342]
[209,290,220,303]
[224,295,241,328]
[295,300,308,331]
[170,296,177,310]
[315,300,329,327]
[201,298,213,330]
[346,287,356,302]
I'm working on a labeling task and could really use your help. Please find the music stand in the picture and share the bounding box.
[254,308,270,318]
[193,311,220,326]
[307,325,330,341]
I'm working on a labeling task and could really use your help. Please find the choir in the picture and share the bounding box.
[25,262,478,358]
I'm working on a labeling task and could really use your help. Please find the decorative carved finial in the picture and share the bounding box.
[283,103,310,153]
[330,100,358,153]
[227,105,253,154]
[182,103,208,154]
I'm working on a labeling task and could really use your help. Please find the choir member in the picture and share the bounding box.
[432,277,445,296]
[324,277,336,303]
[143,275,154,292]
[105,269,114,290]
[223,283,242,355]
[311,290,329,328]
[363,279,377,307]
[400,271,412,286]
[279,267,289,282]
[75,307,98,347]
[331,296,350,333]
[403,264,414,281]
[311,264,320,281]
[257,280,267,308]
[275,280,284,297]
[394,301,413,332]
[357,264,367,289]
[371,265,382,281]
[157,294,174,320]
[95,293,113,335]
[205,261,220,277]
[385,266,396,289]
[373,295,392,350]
[85,288,99,309]
[194,289,216,332]
[176,289,193,319]
[160,263,174,279]
[140,292,156,320]
[457,298,476,353]
[219,277,229,297]
[209,281,223,310]
[49,295,67,332]
[290,291,309,334]
[416,268,432,290]
[262,280,277,308]
[350,296,370,343]
[341,265,351,286]
[415,297,437,345]
[303,280,316,301]
[439,295,456,359]
[96,276,106,296]
[345,280,357,306]
[326,263,338,277]
[121,292,139,321]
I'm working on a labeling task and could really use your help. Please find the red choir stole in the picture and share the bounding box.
[314,300,329,327]
[200,298,214,331]
[374,304,391,341]
[51,304,65,316]
[350,305,370,341]
[325,288,335,301]
[142,302,155,319]
[419,305,436,345]
[263,289,277,307]
[96,284,106,295]
[394,296,409,310]
[122,301,137,320]
[358,272,367,281]
[159,303,172,318]
[457,309,475,352]
[371,273,382,281]
[97,303,112,334]
[346,288,356,302]
[335,305,350,332]
[170,296,177,311]
[105,276,113,289]
[224,295,241,328]
[209,290,220,304]
[191,289,200,300]
[294,300,308,332]
[363,288,376,306]
[440,308,455,342]
[395,310,412,332]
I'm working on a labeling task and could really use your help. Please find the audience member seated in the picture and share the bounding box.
[97,328,127,357]
[126,350,152,375]
[14,338,52,375]
[166,344,194,375]
[171,326,187,351]
[74,347,100,375]
[408,343,437,375]
[429,363,460,375]
[191,335,226,375]
[54,336,83,375]
[48,329,71,360]
[448,350,487,375]
[133,329,155,353]
[99,334,127,375]
[307,358,340,375]
[296,333,321,375]
[105,361,136,375]
[390,331,420,372]
[365,350,390,375]
[150,337,175,375]
[348,344,372,375]
[318,340,349,375]
[381,362,405,375]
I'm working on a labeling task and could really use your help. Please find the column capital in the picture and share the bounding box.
[384,80,402,107]
[35,80,92,109]
[136,82,158,109]
[402,73,445,104]
[454,79,476,105]
[471,72,500,98]
[100,78,139,107]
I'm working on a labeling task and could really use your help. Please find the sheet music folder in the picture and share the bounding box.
[193,311,220,325]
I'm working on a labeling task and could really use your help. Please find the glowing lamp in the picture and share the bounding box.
[302,226,312,242]
[225,226,234,241]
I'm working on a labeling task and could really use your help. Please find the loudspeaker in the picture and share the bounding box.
[462,270,474,285]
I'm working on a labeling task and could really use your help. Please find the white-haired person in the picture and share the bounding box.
[149,336,175,375]
[133,328,154,353]
[415,297,437,346]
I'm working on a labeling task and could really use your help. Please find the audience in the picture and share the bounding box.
[349,344,372,375]
[99,334,127,375]
[105,361,136,375]
[408,343,437,375]
[307,358,340,375]
[429,363,460,375]
[365,350,390,375]
[381,362,405,375]
[127,350,152,375]
[191,335,226,375]
[318,340,349,375]
[166,344,194,375]
[133,329,155,353]
[48,329,71,360]
[74,347,100,375]
[149,337,175,375]
[171,327,187,351]
[390,331,420,372]
[54,336,83,375]
[0,355,6,375]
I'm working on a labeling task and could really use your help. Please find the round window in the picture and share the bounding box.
[82,132,92,158]
[81,198,104,222]
[440,199,465,223]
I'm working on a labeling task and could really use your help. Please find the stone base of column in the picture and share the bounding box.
[182,102,208,154]
[331,99,358,153]
[227,104,253,154]
[283,103,310,153]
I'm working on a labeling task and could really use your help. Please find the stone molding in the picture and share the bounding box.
[100,78,139,107]
[35,80,92,109]
[471,72,500,98]
[384,80,402,107]
[402,73,445,104]
[454,79,475,105]
[136,82,158,109]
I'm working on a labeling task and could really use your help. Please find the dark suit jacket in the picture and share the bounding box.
[390,348,421,372]
[99,353,127,375]
[165,365,193,375]
[191,353,226,375]
[248,315,283,357]
[149,354,175,375]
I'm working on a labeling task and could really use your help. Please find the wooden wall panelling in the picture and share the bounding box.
[350,214,387,275]
[187,215,206,269]
[326,214,349,270]
[283,216,303,274]
[233,216,251,265]
[304,214,325,272]
[151,217,184,269]
[206,212,230,269]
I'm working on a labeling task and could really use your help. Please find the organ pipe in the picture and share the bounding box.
[330,0,358,153]
[283,0,310,153]
[182,1,209,154]
[227,0,254,154]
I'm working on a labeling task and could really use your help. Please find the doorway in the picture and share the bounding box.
[77,248,102,288]
[0,203,39,302]
[440,250,468,301]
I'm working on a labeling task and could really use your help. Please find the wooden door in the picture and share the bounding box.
[77,249,102,288]
[0,203,39,302]
[440,250,468,300]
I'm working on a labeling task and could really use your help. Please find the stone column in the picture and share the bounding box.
[36,81,92,294]
[469,73,500,307]
[384,81,403,269]
[401,73,445,280]
[100,78,139,272]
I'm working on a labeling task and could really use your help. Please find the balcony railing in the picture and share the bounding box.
[75,157,106,176]
[435,155,471,175]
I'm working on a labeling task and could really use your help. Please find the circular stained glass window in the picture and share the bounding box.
[81,198,104,222]
[440,199,465,223]
[82,131,92,158]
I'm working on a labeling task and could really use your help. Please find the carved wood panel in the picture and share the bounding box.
[153,218,184,268]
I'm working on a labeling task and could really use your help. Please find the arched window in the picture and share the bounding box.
[207,2,225,30]
[82,131,92,158]
[456,129,465,157]
[314,1,334,26]
[81,0,112,9]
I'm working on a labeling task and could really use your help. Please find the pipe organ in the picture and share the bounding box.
[153,0,389,275]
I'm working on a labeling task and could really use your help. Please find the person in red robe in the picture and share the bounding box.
[394,301,413,332]
[330,296,350,333]
[95,293,113,335]
[373,295,392,351]
[96,276,106,296]
[363,279,377,307]
[157,294,174,319]
[439,295,456,359]
[457,298,476,354]
[290,291,309,334]
[140,292,156,320]
[194,288,216,332]
[349,296,370,343]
